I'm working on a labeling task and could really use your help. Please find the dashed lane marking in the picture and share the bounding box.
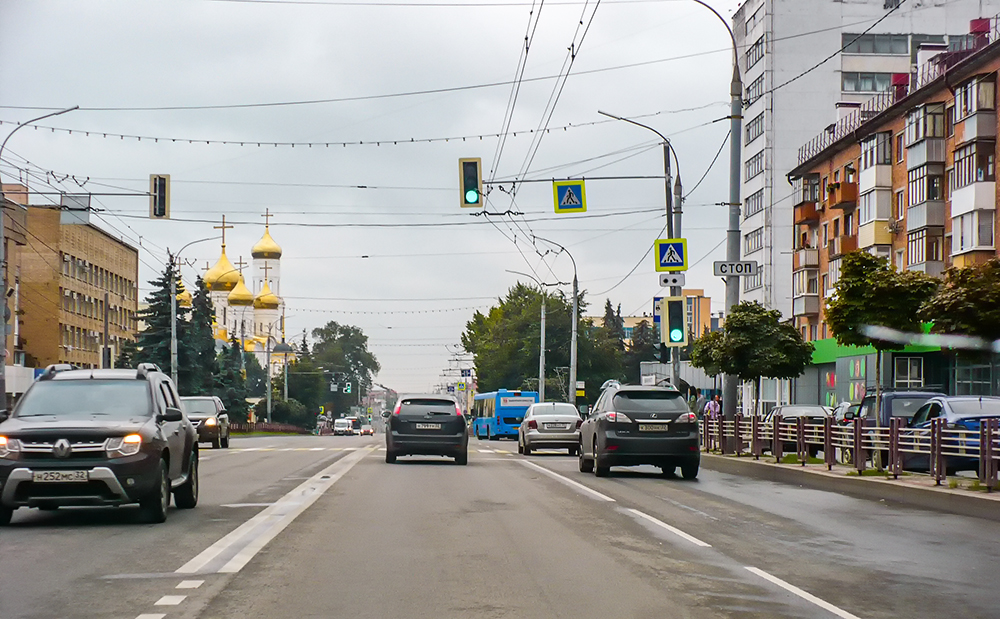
[154,595,186,605]
[517,460,616,502]
[176,580,204,589]
[135,614,166,619]
[627,508,712,547]
[746,567,863,619]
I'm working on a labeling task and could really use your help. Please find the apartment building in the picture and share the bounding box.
[17,205,139,368]
[732,0,1000,318]
[789,28,1000,403]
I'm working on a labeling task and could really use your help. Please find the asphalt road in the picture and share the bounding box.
[2,434,1000,619]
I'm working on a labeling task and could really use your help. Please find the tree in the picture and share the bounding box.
[215,334,249,423]
[825,252,939,418]
[244,351,267,398]
[136,255,197,391]
[310,321,380,416]
[186,276,217,395]
[286,357,325,416]
[689,301,813,414]
[601,300,625,352]
[255,397,311,428]
[622,319,658,383]
[116,339,140,368]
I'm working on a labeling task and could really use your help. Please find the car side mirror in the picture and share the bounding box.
[381,411,390,418]
[159,407,184,423]
[844,411,855,420]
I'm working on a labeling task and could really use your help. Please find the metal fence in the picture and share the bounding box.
[230,422,310,435]
[703,415,1000,489]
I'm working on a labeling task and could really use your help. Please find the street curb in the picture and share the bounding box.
[700,453,1000,522]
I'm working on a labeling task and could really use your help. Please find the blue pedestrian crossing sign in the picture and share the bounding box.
[553,180,587,213]
[654,238,687,272]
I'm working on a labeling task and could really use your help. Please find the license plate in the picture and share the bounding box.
[638,424,669,432]
[545,423,570,430]
[415,423,441,430]
[32,470,88,483]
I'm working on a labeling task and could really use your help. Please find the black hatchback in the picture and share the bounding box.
[385,394,468,465]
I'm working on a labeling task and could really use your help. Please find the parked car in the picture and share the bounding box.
[180,395,230,449]
[333,419,352,435]
[385,394,468,465]
[0,363,199,525]
[855,390,943,427]
[578,381,700,479]
[760,405,833,457]
[833,401,860,426]
[901,396,1000,473]
[518,402,582,456]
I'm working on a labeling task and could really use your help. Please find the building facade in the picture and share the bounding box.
[732,0,1000,317]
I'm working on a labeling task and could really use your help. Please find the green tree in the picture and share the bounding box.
[136,255,197,390]
[623,319,658,383]
[254,397,311,428]
[601,300,625,352]
[244,351,267,398]
[310,321,380,415]
[215,334,249,423]
[825,252,939,418]
[690,301,813,414]
[286,357,325,416]
[186,276,217,395]
[116,339,140,368]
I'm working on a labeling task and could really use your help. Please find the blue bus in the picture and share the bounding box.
[471,390,539,440]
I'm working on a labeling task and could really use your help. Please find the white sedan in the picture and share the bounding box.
[518,402,582,456]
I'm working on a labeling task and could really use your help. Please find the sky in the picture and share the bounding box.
[0,0,745,392]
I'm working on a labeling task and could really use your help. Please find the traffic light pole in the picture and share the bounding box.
[671,174,683,388]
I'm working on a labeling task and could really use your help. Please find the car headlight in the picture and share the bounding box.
[106,434,142,457]
[205,417,218,426]
[0,436,21,459]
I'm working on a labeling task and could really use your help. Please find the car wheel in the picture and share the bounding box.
[661,466,677,478]
[680,461,699,480]
[488,428,498,441]
[517,436,524,454]
[139,459,170,524]
[0,505,13,525]
[523,441,532,456]
[455,451,468,466]
[593,440,610,477]
[174,450,199,509]
[578,443,593,473]
[385,450,397,464]
[221,432,230,449]
[211,436,221,449]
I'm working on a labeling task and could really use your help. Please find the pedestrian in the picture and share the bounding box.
[704,394,721,419]
[693,388,706,418]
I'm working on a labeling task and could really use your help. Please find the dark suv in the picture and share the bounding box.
[180,396,230,449]
[0,364,199,525]
[578,381,700,479]
[385,394,468,465]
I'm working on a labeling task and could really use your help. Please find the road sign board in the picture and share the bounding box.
[447,385,456,393]
[457,381,466,392]
[659,273,686,287]
[653,297,663,323]
[553,180,587,214]
[713,260,759,276]
[654,239,687,272]
[460,368,471,378]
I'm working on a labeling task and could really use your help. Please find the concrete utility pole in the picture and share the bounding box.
[538,297,546,403]
[672,173,683,389]
[528,238,578,407]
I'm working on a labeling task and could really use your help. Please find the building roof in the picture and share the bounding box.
[204,247,241,292]
[227,274,254,306]
[253,280,281,310]
[251,226,282,259]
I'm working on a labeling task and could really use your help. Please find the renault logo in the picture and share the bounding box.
[53,439,72,459]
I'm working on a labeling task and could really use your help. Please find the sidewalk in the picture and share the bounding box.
[701,452,1000,522]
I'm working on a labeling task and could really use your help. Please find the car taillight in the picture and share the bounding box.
[455,404,463,416]
[675,412,697,424]
[528,419,537,430]
[393,403,402,415]
[576,419,582,429]
[607,412,633,423]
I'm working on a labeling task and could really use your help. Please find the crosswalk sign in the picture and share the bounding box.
[654,238,687,272]
[553,180,587,213]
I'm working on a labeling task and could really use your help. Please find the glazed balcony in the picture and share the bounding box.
[826,181,858,210]
[793,248,819,271]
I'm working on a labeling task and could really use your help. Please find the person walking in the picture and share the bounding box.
[693,389,707,418]
[704,394,721,419]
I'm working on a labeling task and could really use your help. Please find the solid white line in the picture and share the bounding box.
[745,567,862,619]
[176,448,371,574]
[135,615,166,619]
[176,580,204,589]
[154,595,186,606]
[627,508,712,547]
[517,460,616,502]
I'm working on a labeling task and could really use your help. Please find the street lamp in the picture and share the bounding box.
[0,105,78,401]
[531,235,579,408]
[506,269,569,403]
[168,236,219,386]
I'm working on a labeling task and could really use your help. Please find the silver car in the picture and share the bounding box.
[518,402,582,456]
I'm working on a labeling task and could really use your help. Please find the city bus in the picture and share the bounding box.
[471,390,539,440]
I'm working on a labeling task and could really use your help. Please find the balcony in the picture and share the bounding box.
[859,164,891,193]
[792,295,820,317]
[827,235,857,260]
[960,111,996,143]
[826,182,858,210]
[951,182,996,217]
[907,261,945,277]
[793,248,819,270]
[906,138,946,170]
[794,202,819,225]
[858,220,893,248]
[793,175,820,207]
[906,201,946,231]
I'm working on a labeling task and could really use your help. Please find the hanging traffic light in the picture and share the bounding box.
[149,174,170,219]
[653,342,668,362]
[459,158,483,208]
[664,296,688,347]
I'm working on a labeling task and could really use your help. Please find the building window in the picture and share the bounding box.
[793,270,818,296]
[744,227,764,254]
[746,73,765,104]
[828,258,842,290]
[744,188,764,218]
[895,357,924,389]
[842,33,908,55]
[954,76,996,121]
[905,104,945,146]
[907,165,944,205]
[745,112,764,145]
[894,189,905,220]
[955,359,993,395]
[842,72,893,93]
[895,134,904,162]
[907,230,943,265]
[745,150,764,180]
[895,249,905,270]
[954,141,995,189]
[822,273,830,294]
[953,211,995,253]
[743,271,763,292]
[861,132,892,169]
[859,190,890,225]
[946,106,955,136]
[746,35,765,70]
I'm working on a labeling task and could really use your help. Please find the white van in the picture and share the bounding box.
[333,418,352,436]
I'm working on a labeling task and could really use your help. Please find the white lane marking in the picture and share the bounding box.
[627,508,712,547]
[136,615,166,619]
[176,448,371,575]
[154,595,186,606]
[517,460,615,502]
[745,567,862,619]
[310,447,325,451]
[221,503,274,508]
[176,580,204,589]
[478,449,495,453]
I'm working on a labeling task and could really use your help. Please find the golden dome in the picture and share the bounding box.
[251,226,282,259]
[176,284,193,308]
[253,280,281,310]
[204,249,241,292]
[227,274,254,306]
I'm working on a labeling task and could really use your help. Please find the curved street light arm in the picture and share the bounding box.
[689,0,739,67]
[0,106,80,195]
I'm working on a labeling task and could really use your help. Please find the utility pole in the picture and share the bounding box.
[266,325,272,423]
[538,296,546,402]
[102,292,110,368]
[672,173,683,388]
[724,41,744,429]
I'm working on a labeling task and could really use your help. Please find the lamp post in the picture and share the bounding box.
[531,236,578,407]
[506,270,569,403]
[597,111,684,386]
[0,106,78,402]
[168,236,218,387]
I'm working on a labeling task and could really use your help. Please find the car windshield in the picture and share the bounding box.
[890,397,931,417]
[612,391,688,413]
[15,380,151,420]
[350,418,362,429]
[181,399,217,415]
[775,406,829,417]
[401,399,455,413]
[334,420,350,426]
[532,403,580,416]
[950,399,1000,417]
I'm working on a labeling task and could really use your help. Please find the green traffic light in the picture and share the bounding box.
[465,189,480,204]
[670,329,684,342]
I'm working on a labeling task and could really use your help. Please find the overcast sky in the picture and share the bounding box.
[1,0,747,392]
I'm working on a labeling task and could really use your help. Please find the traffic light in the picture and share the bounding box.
[664,296,688,347]
[343,382,352,394]
[459,158,483,208]
[653,343,668,362]
[149,174,170,219]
